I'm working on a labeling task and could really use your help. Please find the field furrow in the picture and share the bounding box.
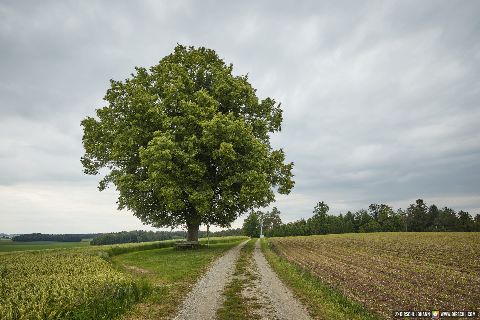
[270,233,480,318]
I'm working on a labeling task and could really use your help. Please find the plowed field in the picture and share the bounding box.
[269,232,480,318]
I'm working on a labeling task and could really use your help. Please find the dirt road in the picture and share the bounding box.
[173,240,248,320]
[173,239,311,320]
[249,239,312,320]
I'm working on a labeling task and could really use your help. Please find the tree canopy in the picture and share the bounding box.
[81,45,294,241]
[242,211,261,237]
[242,207,283,238]
[262,207,283,233]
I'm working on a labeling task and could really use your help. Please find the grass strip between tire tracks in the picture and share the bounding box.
[217,238,261,320]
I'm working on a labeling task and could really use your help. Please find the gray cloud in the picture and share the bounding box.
[1,0,479,233]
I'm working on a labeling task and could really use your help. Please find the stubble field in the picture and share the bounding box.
[269,232,480,318]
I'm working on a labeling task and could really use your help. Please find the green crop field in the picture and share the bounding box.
[264,232,480,319]
[0,236,247,319]
[0,249,148,319]
[0,240,91,252]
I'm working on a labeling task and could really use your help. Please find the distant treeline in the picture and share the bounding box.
[91,228,243,245]
[264,199,480,237]
[12,233,99,242]
[201,228,243,238]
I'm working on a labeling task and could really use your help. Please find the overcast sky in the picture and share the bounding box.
[1,0,479,234]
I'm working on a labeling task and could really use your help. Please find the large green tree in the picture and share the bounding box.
[81,45,294,241]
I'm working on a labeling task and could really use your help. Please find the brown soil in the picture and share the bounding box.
[270,233,480,319]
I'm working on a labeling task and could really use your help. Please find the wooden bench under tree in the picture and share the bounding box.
[174,241,200,250]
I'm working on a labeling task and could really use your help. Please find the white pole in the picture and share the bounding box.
[207,224,210,247]
[259,213,264,238]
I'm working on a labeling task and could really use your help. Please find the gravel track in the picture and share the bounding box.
[173,239,311,320]
[173,240,248,320]
[252,239,312,320]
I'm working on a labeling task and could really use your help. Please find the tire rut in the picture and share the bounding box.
[173,240,248,320]
[252,239,312,320]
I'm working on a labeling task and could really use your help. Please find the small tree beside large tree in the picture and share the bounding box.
[242,211,261,238]
[81,45,294,242]
[262,207,283,235]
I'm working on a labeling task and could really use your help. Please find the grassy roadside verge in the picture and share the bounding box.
[112,239,244,320]
[260,238,381,320]
[0,236,248,256]
[216,238,260,320]
[96,236,248,257]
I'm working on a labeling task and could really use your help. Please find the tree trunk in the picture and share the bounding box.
[186,222,200,242]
